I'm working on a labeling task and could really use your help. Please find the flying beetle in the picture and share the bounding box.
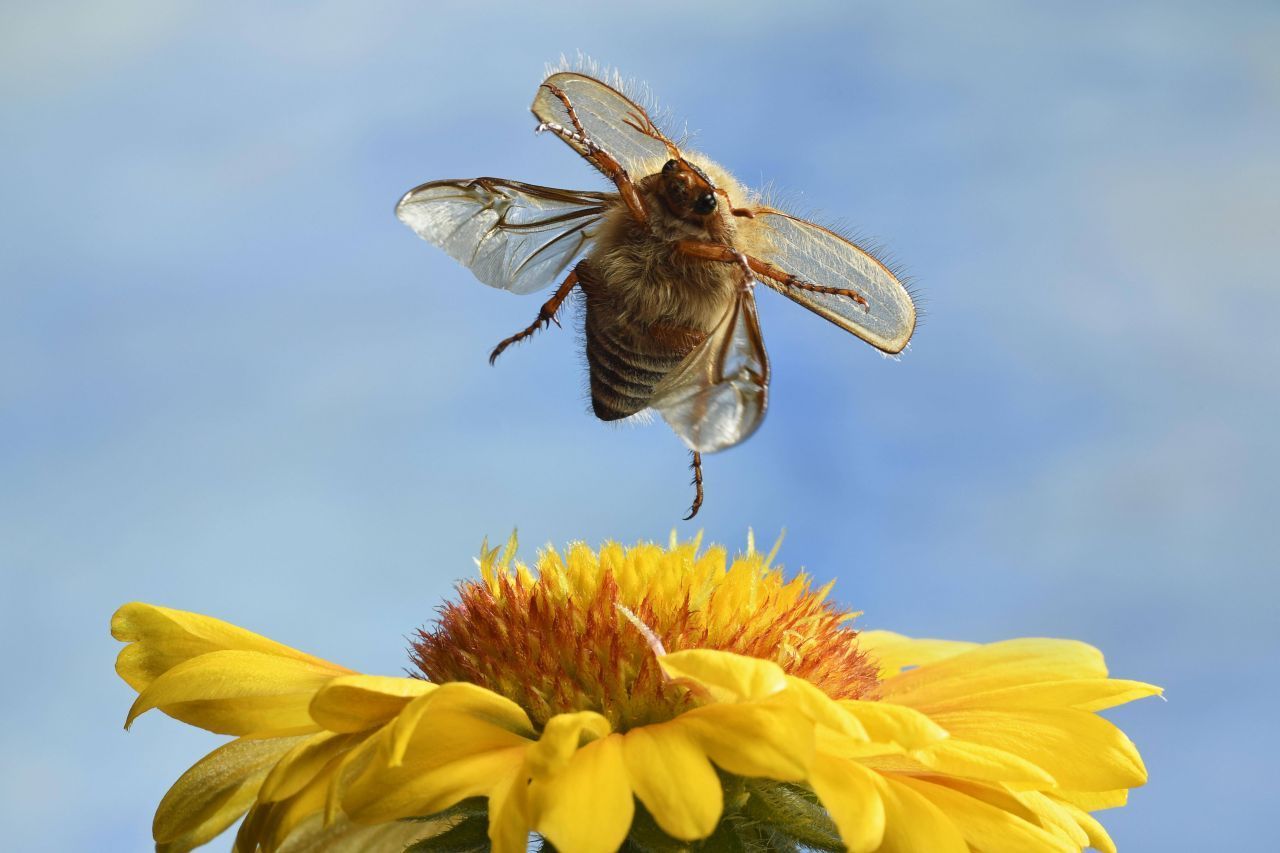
[397,68,916,517]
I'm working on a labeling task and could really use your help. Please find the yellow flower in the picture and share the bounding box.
[115,535,1159,852]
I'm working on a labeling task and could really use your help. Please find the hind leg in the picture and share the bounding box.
[489,268,579,364]
[684,450,705,520]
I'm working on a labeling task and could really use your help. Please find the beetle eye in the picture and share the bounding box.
[663,159,678,172]
[693,192,717,215]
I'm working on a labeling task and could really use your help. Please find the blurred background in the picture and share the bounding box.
[3,1,1276,849]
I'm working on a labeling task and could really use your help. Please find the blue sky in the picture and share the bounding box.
[2,1,1276,850]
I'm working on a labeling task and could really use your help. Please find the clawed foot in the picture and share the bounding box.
[489,313,555,365]
[683,451,704,520]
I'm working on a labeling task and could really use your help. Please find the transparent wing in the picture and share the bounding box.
[651,293,770,453]
[755,210,916,354]
[396,178,610,295]
[531,72,678,177]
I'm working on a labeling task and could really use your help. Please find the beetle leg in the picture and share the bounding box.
[489,268,579,364]
[674,240,869,309]
[683,450,704,520]
[674,240,754,288]
[537,83,648,225]
[714,188,756,218]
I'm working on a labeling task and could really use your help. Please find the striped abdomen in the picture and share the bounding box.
[579,263,707,421]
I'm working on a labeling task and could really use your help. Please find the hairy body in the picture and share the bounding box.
[581,155,761,420]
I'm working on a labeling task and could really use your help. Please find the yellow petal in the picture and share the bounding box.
[922,678,1163,714]
[660,649,787,701]
[152,734,307,851]
[622,721,722,840]
[532,734,633,853]
[126,650,339,735]
[837,699,948,749]
[1052,787,1128,811]
[854,752,936,776]
[341,717,529,823]
[1051,796,1118,853]
[112,603,347,692]
[815,728,906,761]
[259,732,363,804]
[241,753,346,853]
[922,778,1090,848]
[856,630,978,679]
[347,741,529,826]
[896,777,1075,853]
[1068,679,1163,712]
[881,639,1108,709]
[323,728,384,826]
[874,775,968,853]
[524,710,612,778]
[309,675,434,733]
[1010,790,1091,849]
[390,683,534,765]
[678,702,813,781]
[488,765,535,853]
[914,738,1057,787]
[778,676,869,740]
[809,753,885,853]
[235,786,305,852]
[930,708,1148,791]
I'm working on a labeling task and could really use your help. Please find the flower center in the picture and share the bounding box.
[410,539,879,730]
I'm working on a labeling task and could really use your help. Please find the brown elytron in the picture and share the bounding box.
[397,67,916,517]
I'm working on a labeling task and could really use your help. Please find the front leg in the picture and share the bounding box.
[673,240,755,290]
[675,240,869,309]
[489,268,579,364]
[714,188,756,218]
[537,83,649,226]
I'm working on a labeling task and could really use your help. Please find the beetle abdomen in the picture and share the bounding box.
[578,261,706,422]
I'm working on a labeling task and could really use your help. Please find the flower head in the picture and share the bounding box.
[413,533,878,729]
[115,536,1159,853]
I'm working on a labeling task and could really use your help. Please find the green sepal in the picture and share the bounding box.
[404,813,490,853]
[404,797,488,824]
[403,798,491,852]
[622,801,695,853]
[742,781,844,852]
